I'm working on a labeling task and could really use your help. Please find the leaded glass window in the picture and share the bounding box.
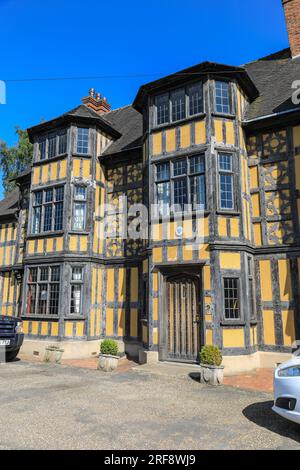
[224,278,240,320]
[26,266,61,315]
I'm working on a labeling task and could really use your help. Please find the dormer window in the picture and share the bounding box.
[154,82,203,127]
[37,129,67,161]
[215,81,231,114]
[76,127,89,154]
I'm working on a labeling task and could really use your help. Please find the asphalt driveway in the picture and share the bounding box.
[0,360,299,450]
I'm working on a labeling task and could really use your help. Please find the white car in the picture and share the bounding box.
[273,355,300,425]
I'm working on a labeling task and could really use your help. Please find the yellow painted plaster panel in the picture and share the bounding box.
[107,269,115,302]
[203,265,211,290]
[195,121,206,145]
[282,310,295,346]
[166,129,176,153]
[263,310,276,345]
[250,166,259,188]
[219,252,241,270]
[225,121,235,145]
[215,119,223,143]
[230,218,239,238]
[152,132,162,156]
[218,218,227,237]
[251,193,261,217]
[153,247,163,263]
[223,329,245,348]
[254,223,262,246]
[278,259,293,301]
[106,308,114,336]
[259,260,272,301]
[180,124,191,148]
[167,246,178,262]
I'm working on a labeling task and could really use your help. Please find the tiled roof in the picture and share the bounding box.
[101,105,143,156]
[0,188,19,218]
[244,48,300,121]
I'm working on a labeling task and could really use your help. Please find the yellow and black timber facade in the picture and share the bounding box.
[1,43,300,370]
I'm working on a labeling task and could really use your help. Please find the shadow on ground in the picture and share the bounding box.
[243,401,300,444]
[189,372,200,382]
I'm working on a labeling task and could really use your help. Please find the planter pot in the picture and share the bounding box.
[44,346,64,364]
[200,363,224,386]
[98,354,119,372]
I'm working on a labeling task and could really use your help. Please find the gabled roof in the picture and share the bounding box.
[27,104,121,141]
[244,48,300,122]
[133,61,259,111]
[0,188,19,219]
[101,105,143,156]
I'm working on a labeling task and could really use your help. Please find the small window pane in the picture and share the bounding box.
[171,88,186,122]
[58,131,67,154]
[156,94,169,125]
[77,128,89,154]
[71,285,82,314]
[38,284,48,314]
[44,205,53,231]
[72,267,83,281]
[174,178,187,208]
[157,182,170,216]
[35,191,43,205]
[51,266,60,282]
[27,284,36,314]
[156,163,170,182]
[190,174,206,209]
[49,284,60,315]
[73,202,86,230]
[224,278,240,319]
[32,207,41,234]
[189,83,203,115]
[48,136,57,159]
[74,186,86,200]
[40,267,49,281]
[219,153,232,171]
[173,159,187,177]
[215,81,231,114]
[55,186,64,202]
[45,188,53,203]
[39,140,46,160]
[29,268,37,283]
[190,155,205,174]
[220,174,234,209]
[54,202,64,231]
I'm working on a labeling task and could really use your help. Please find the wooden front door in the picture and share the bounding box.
[165,275,200,362]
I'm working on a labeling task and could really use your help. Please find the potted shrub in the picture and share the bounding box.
[98,339,119,372]
[199,345,224,386]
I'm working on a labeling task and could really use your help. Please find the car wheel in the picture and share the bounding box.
[5,349,20,362]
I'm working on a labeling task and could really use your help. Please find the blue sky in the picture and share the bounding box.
[0,0,289,198]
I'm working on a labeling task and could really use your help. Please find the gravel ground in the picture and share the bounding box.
[0,360,299,450]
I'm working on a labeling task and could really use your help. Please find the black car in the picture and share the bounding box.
[0,315,24,362]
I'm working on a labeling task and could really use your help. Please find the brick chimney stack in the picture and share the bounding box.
[82,88,111,114]
[282,0,300,59]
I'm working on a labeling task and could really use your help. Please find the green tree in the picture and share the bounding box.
[0,127,33,194]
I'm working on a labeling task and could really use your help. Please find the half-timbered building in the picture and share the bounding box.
[1,0,300,371]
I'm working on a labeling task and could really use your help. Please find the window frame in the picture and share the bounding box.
[69,266,85,316]
[154,154,207,216]
[36,129,68,162]
[31,185,65,235]
[222,276,241,322]
[217,152,236,212]
[248,257,257,322]
[214,79,233,115]
[25,265,61,317]
[76,127,90,155]
[154,81,204,127]
[72,185,87,231]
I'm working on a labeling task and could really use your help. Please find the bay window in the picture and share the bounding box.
[155,154,206,215]
[37,130,67,161]
[155,82,203,126]
[32,186,64,234]
[26,266,61,315]
[77,127,89,154]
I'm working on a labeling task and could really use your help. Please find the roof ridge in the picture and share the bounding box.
[243,48,291,66]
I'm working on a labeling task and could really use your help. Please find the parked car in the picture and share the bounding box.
[273,356,300,425]
[0,315,24,362]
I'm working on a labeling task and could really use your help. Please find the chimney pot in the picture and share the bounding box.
[82,89,111,114]
[282,0,300,59]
